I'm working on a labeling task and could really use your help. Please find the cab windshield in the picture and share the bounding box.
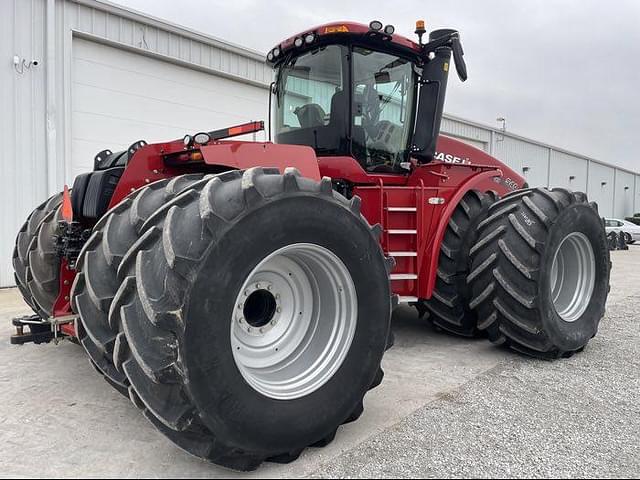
[274,44,415,172]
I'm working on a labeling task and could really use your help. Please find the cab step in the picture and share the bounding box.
[390,273,418,280]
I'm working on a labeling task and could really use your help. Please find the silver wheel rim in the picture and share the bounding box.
[231,243,357,400]
[550,232,596,322]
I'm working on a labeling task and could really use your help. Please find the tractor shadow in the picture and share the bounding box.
[390,304,488,350]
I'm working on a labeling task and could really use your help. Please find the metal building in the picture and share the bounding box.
[1,0,638,287]
[441,115,639,222]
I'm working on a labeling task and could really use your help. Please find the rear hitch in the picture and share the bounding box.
[11,315,54,345]
[10,314,77,345]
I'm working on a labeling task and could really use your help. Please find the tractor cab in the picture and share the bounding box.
[267,21,467,173]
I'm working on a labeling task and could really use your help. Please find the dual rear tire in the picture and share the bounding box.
[13,193,63,318]
[73,168,392,470]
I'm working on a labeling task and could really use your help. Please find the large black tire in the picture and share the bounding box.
[468,187,610,358]
[110,168,392,470]
[416,190,495,336]
[27,206,65,318]
[623,232,634,244]
[13,193,63,317]
[72,175,205,393]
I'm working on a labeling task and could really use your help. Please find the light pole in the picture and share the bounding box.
[496,117,506,142]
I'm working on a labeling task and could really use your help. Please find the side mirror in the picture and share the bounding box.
[451,37,467,82]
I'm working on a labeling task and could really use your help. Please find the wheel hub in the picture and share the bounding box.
[236,282,282,335]
[550,232,596,323]
[231,243,358,400]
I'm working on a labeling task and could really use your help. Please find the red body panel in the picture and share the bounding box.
[55,134,524,332]
[52,258,74,317]
[200,142,321,180]
[108,139,191,209]
[342,136,525,300]
[109,141,320,209]
[52,258,77,336]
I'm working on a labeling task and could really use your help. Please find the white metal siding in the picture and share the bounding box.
[636,176,640,215]
[549,150,588,192]
[587,162,616,217]
[70,38,268,180]
[614,170,635,219]
[444,134,487,152]
[492,136,549,188]
[0,0,48,287]
[441,116,491,147]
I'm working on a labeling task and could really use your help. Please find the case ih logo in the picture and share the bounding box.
[434,151,472,164]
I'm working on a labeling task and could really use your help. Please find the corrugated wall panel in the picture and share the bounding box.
[492,136,549,187]
[549,150,588,192]
[441,116,491,150]
[614,170,635,219]
[68,2,272,87]
[635,176,640,215]
[0,0,48,287]
[587,162,616,217]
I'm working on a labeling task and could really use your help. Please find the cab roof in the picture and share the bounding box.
[266,21,423,66]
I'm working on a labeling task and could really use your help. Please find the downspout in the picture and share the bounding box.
[45,0,57,195]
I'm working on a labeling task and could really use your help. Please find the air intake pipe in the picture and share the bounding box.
[411,29,466,163]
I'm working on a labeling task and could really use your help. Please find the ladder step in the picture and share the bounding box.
[387,229,417,235]
[390,273,418,280]
[388,251,418,257]
[398,296,419,303]
[386,207,417,212]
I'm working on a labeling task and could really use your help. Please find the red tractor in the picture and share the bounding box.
[12,20,610,470]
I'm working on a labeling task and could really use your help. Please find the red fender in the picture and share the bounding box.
[420,168,504,299]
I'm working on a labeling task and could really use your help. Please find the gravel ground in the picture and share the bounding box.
[1,248,638,478]
[311,248,640,479]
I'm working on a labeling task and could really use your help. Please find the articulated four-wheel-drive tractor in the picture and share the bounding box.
[12,21,610,470]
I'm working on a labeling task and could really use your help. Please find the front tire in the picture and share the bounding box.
[416,190,495,336]
[468,188,610,358]
[111,168,392,470]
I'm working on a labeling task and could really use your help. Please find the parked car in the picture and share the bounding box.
[604,218,640,243]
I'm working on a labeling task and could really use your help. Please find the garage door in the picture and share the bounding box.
[70,38,269,181]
